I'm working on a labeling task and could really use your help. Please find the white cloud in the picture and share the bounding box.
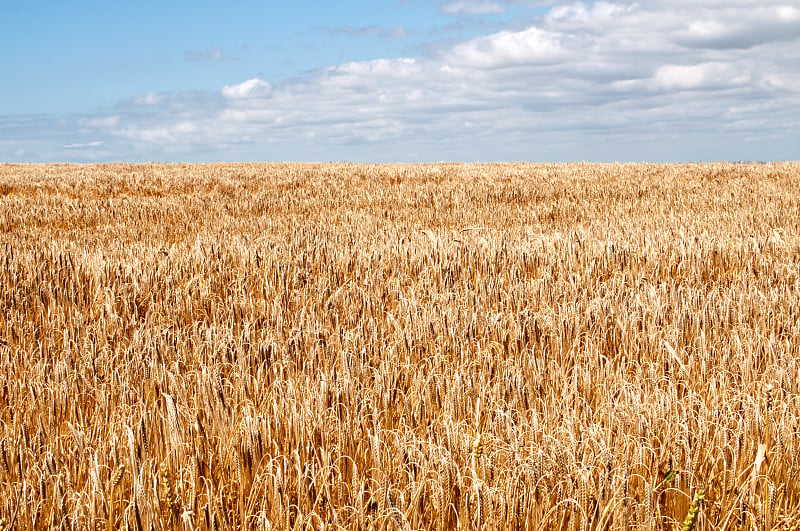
[3,0,799,161]
[221,78,273,99]
[446,26,565,68]
[442,1,506,15]
[186,48,239,63]
[80,115,120,128]
[777,5,800,22]
[329,25,409,39]
[651,62,750,91]
[133,92,167,106]
[671,5,800,49]
[64,141,104,149]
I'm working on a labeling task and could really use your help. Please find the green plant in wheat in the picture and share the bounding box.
[681,488,705,531]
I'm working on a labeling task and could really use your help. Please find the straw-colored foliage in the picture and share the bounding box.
[0,162,799,530]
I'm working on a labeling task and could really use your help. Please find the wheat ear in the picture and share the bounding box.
[681,488,705,531]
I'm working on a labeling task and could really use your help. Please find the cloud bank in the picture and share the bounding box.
[3,0,799,162]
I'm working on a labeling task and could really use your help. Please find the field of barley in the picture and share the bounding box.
[0,162,799,530]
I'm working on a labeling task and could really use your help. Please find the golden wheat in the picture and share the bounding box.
[0,161,798,529]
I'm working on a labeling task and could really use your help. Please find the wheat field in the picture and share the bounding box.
[0,162,799,530]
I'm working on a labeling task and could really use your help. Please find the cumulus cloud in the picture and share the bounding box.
[3,0,799,161]
[221,78,273,99]
[446,26,565,68]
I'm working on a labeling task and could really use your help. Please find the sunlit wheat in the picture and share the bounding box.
[0,161,798,529]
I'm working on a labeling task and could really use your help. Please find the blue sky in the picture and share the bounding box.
[2,0,799,162]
